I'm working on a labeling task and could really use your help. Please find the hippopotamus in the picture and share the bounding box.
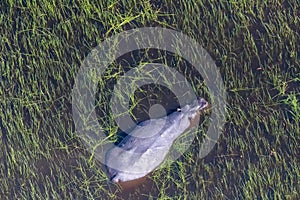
[105,98,208,183]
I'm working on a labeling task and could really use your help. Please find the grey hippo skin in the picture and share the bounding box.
[105,98,208,183]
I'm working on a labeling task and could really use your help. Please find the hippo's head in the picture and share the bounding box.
[179,98,208,113]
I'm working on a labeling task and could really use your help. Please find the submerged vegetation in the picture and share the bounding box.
[0,0,299,199]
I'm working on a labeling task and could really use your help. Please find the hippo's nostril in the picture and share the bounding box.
[198,98,208,108]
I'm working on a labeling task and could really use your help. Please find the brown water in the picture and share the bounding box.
[113,174,158,200]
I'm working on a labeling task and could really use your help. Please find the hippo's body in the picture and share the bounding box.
[105,98,208,182]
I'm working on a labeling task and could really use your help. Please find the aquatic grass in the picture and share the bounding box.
[0,0,299,199]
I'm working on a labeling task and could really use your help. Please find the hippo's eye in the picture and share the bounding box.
[177,108,181,112]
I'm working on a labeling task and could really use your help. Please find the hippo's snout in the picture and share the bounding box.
[198,98,209,110]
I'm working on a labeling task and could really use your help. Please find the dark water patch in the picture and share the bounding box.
[39,97,76,145]
[247,18,269,70]
[281,0,300,20]
[113,49,206,83]
[149,0,164,10]
[0,117,9,144]
[32,147,113,199]
[0,117,9,177]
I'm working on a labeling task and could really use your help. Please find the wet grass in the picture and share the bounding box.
[0,0,299,199]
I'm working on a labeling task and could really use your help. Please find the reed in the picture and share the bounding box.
[0,0,299,199]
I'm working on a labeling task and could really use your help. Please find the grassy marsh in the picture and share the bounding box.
[0,0,299,199]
